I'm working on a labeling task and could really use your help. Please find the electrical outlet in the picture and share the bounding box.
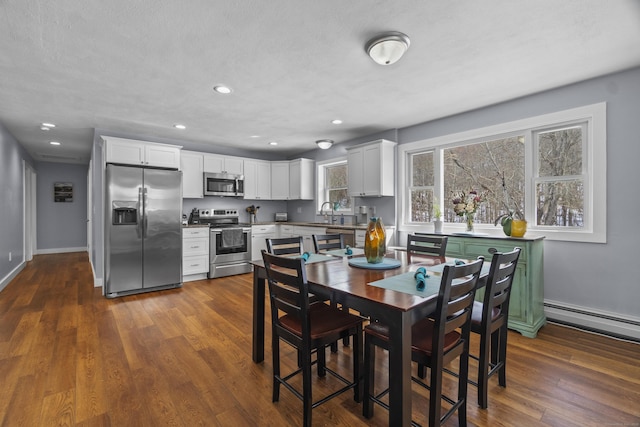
[8,252,11,262]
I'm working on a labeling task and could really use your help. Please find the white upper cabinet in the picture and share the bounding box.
[270,161,290,200]
[244,159,271,200]
[180,151,204,198]
[290,158,314,200]
[203,153,244,175]
[103,136,181,169]
[270,158,314,200]
[347,139,396,197]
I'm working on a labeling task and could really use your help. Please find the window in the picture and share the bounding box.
[316,158,351,213]
[398,103,606,243]
[442,135,525,225]
[534,124,586,227]
[408,151,435,222]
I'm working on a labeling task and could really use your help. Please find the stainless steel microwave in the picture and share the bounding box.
[204,172,244,197]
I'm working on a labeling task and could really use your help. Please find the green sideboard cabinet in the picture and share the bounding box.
[422,233,546,338]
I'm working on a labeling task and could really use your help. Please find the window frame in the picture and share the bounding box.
[316,157,353,214]
[407,150,436,223]
[397,103,606,243]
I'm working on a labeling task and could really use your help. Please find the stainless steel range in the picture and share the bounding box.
[197,209,252,278]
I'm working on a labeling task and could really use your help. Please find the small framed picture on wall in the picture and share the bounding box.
[54,182,73,202]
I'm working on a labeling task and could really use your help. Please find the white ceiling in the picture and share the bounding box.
[2,1,639,165]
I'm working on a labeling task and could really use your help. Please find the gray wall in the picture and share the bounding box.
[0,122,35,289]
[397,67,640,320]
[35,162,88,252]
[294,67,640,324]
[85,68,639,331]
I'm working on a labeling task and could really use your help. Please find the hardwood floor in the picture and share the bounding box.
[1,252,639,426]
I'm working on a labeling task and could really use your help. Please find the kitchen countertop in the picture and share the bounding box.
[183,222,396,231]
[251,221,395,231]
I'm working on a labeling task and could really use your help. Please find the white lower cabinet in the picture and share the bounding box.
[182,228,209,281]
[355,230,366,248]
[252,224,278,261]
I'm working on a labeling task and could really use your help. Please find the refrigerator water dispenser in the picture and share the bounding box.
[112,202,137,225]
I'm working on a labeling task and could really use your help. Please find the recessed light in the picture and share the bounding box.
[42,122,56,128]
[269,141,278,146]
[50,141,60,145]
[331,119,343,125]
[40,126,51,131]
[213,85,232,94]
[174,124,186,130]
[250,135,260,138]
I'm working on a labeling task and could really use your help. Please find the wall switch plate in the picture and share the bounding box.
[8,252,11,262]
[297,207,302,213]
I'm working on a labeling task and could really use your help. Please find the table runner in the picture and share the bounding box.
[324,247,365,257]
[369,270,442,297]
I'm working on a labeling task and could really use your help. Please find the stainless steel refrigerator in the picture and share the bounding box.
[105,164,182,297]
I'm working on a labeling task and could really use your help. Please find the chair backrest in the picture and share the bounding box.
[261,250,312,339]
[312,233,345,253]
[408,234,448,257]
[432,257,484,357]
[266,236,304,256]
[480,247,521,330]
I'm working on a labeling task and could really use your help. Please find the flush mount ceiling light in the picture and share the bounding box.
[213,85,232,94]
[49,141,60,145]
[331,119,343,125]
[365,31,410,65]
[316,139,333,150]
[269,141,278,146]
[173,124,186,130]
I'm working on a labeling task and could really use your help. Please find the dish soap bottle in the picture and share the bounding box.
[364,217,386,263]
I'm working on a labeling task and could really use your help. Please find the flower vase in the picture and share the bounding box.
[433,219,443,233]
[465,213,475,233]
[364,217,386,263]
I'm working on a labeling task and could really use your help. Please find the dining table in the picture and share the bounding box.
[251,249,487,426]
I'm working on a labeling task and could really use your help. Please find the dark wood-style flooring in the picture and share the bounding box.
[0,252,639,426]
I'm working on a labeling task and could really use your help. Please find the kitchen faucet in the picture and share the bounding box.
[320,201,336,224]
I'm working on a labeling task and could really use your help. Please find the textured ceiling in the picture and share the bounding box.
[1,0,640,164]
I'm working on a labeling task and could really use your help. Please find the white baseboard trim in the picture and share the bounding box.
[544,299,640,341]
[36,247,87,255]
[0,261,26,293]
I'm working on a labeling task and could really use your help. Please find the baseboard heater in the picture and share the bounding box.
[544,300,640,343]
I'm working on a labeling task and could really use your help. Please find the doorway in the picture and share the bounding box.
[23,161,37,261]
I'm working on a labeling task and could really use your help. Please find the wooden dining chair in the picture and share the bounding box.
[312,233,345,253]
[408,233,448,257]
[261,250,364,427]
[312,232,357,350]
[469,247,521,408]
[266,236,304,256]
[363,257,484,427]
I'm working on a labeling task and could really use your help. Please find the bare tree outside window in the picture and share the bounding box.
[325,163,350,210]
[409,152,434,222]
[535,125,585,227]
[443,136,525,224]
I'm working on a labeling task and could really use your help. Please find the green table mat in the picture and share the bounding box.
[369,270,441,297]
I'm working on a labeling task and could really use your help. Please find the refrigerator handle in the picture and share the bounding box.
[136,187,143,239]
[143,187,149,239]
